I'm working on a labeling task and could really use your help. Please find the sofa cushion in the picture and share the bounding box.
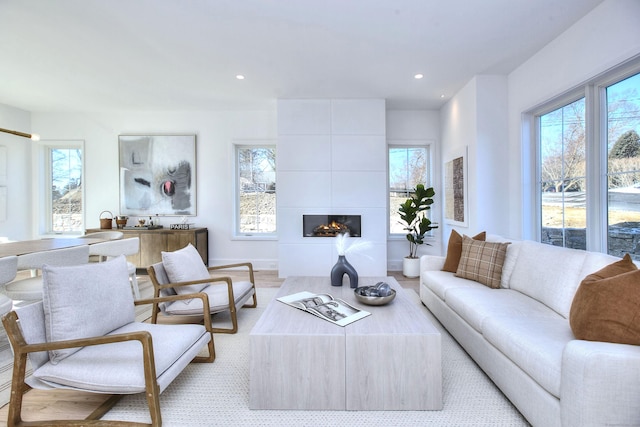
[445,287,560,333]
[579,251,631,281]
[442,230,486,273]
[42,256,135,364]
[162,243,211,299]
[422,270,487,301]
[483,315,572,399]
[508,240,588,318]
[455,237,510,288]
[569,254,640,345]
[486,234,521,288]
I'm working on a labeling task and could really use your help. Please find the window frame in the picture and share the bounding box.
[527,57,640,254]
[233,142,277,239]
[535,94,587,248]
[387,141,434,239]
[32,140,85,237]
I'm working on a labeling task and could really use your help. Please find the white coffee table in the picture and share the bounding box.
[249,276,442,410]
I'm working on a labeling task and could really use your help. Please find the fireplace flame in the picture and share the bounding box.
[313,220,349,236]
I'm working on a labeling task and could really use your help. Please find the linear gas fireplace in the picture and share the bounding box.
[303,215,361,237]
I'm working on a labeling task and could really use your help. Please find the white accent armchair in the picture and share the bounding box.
[1,256,214,426]
[147,244,257,334]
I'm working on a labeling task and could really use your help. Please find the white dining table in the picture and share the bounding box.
[0,237,107,258]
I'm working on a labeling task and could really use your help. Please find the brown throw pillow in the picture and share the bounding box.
[455,236,510,289]
[569,254,640,345]
[442,230,486,273]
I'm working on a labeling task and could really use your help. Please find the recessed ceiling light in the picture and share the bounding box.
[414,74,424,79]
[440,94,445,98]
[236,75,245,80]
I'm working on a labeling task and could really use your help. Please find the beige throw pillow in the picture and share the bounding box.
[455,236,510,289]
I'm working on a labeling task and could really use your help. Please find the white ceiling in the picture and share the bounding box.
[0,0,603,112]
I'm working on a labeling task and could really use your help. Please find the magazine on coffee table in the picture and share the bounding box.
[277,291,371,327]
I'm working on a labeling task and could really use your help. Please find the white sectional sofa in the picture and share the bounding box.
[420,235,640,427]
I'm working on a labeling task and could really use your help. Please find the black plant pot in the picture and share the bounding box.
[331,255,358,288]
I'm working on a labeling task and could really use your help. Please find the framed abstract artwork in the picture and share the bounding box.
[444,147,467,226]
[119,134,197,216]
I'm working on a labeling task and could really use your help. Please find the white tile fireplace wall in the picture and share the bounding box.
[277,99,388,278]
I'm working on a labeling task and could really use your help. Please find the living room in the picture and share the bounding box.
[0,1,640,425]
[0,0,636,275]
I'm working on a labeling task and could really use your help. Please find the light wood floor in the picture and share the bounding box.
[0,270,419,425]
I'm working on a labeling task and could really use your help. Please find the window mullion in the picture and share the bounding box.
[585,83,605,252]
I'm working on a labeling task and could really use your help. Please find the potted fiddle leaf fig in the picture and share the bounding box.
[398,183,437,277]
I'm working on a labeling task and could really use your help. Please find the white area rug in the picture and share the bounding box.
[102,287,530,426]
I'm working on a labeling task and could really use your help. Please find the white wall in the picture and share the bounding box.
[0,103,33,241]
[507,0,640,239]
[475,75,509,234]
[386,109,442,269]
[277,99,388,278]
[440,75,509,242]
[12,104,442,273]
[30,109,279,268]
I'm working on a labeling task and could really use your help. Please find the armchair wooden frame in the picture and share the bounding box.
[147,262,258,334]
[1,292,215,427]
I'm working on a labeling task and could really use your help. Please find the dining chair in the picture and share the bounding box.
[0,255,18,316]
[79,230,124,241]
[87,237,141,298]
[4,245,90,301]
[78,231,124,262]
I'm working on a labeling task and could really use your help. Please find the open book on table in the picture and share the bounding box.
[277,291,371,327]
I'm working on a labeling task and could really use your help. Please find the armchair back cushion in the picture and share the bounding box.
[42,255,135,364]
[161,243,210,297]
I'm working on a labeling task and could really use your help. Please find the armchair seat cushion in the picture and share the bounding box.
[32,322,209,394]
[164,280,255,315]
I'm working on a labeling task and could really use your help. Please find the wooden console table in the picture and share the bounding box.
[86,227,208,268]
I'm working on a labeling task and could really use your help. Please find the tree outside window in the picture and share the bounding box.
[538,71,640,256]
[389,146,429,234]
[236,146,276,235]
[539,98,586,248]
[607,73,640,257]
[50,147,83,233]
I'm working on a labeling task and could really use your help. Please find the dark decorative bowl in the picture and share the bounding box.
[354,286,396,306]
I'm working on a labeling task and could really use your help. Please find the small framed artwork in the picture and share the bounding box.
[119,134,197,216]
[444,147,467,226]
